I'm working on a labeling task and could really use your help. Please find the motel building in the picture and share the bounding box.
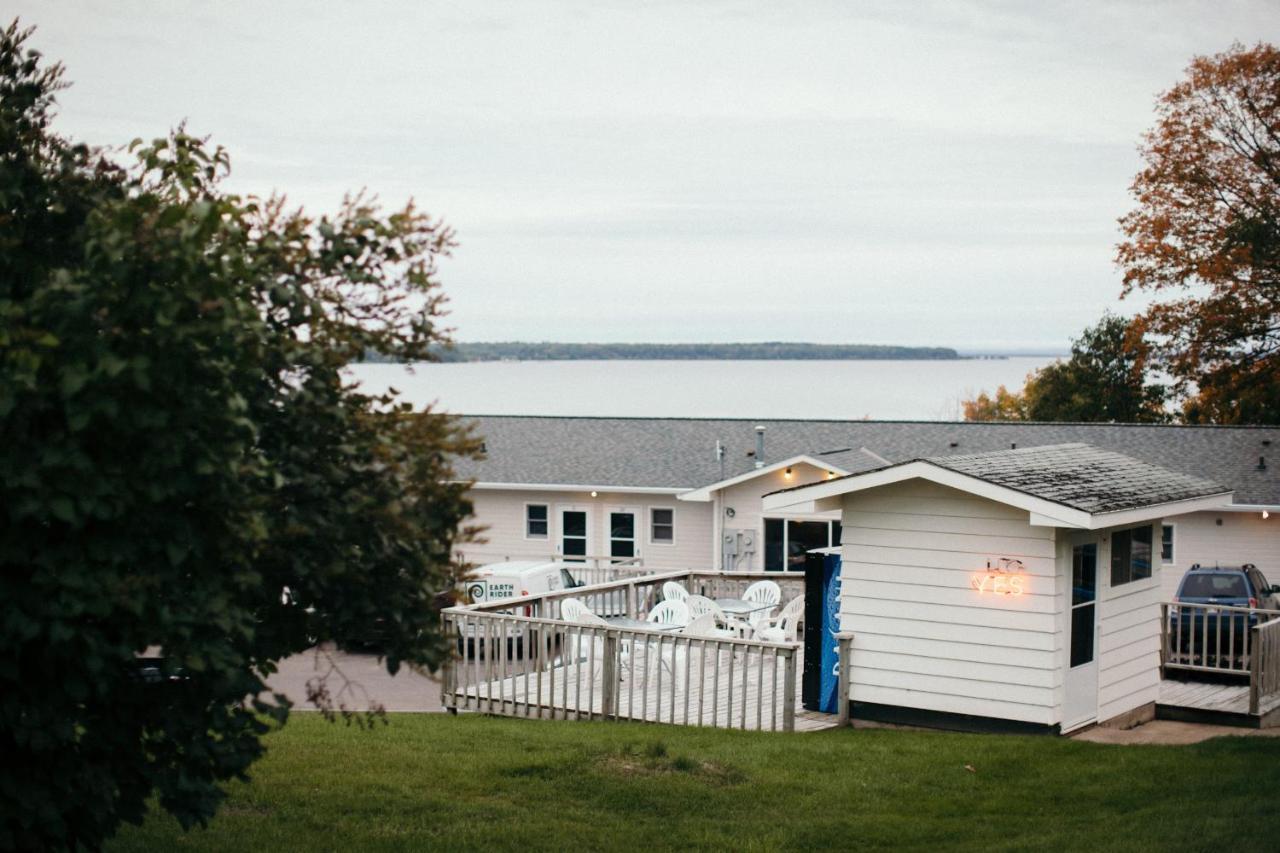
[761,442,1256,733]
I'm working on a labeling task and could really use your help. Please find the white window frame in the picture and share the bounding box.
[649,506,676,546]
[524,502,550,541]
[1161,523,1176,565]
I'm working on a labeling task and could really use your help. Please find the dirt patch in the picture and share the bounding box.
[599,742,744,786]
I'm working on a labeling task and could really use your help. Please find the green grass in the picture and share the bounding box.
[109,714,1280,852]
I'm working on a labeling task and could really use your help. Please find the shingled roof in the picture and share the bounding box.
[454,416,1279,506]
[921,443,1230,514]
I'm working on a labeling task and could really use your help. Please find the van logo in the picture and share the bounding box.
[466,581,487,601]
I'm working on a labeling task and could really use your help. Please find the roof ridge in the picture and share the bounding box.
[456,414,1279,430]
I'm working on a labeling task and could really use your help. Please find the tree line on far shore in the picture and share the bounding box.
[363,341,961,362]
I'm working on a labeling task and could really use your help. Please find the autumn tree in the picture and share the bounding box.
[1117,42,1280,424]
[963,314,1167,423]
[1,22,477,849]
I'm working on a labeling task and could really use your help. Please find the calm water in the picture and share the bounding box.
[346,358,1054,420]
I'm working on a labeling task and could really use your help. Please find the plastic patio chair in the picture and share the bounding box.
[647,599,690,628]
[755,595,804,644]
[682,613,736,639]
[742,580,781,630]
[662,581,690,603]
[559,597,590,622]
[685,594,726,622]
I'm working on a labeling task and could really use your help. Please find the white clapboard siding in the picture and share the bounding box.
[844,614,1060,652]
[853,631,1058,670]
[840,545,1057,576]
[847,575,1058,610]
[850,649,1059,689]
[850,683,1058,726]
[840,526,1058,560]
[840,480,1062,725]
[1095,523,1164,723]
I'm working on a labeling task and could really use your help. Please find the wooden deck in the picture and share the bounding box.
[454,640,839,732]
[1157,677,1280,726]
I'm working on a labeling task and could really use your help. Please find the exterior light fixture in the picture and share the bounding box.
[590,490,598,498]
[784,467,793,478]
[1265,510,1271,520]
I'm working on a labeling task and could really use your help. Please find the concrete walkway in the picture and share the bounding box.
[1073,719,1280,745]
[264,646,444,713]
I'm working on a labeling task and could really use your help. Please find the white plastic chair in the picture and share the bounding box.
[755,595,804,644]
[682,613,736,639]
[559,597,590,622]
[662,581,690,603]
[647,599,690,628]
[685,594,726,622]
[742,580,781,630]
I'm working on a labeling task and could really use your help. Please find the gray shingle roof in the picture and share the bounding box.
[921,443,1230,513]
[454,416,1280,506]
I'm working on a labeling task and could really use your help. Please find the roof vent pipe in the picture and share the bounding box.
[755,425,766,469]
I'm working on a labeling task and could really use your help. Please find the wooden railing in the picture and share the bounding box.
[441,570,806,731]
[1250,619,1280,715]
[1161,601,1280,715]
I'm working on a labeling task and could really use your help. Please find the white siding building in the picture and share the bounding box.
[764,443,1233,732]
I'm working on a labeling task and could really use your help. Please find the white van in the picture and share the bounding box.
[464,560,573,606]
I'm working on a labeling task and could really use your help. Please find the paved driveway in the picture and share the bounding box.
[264,645,444,713]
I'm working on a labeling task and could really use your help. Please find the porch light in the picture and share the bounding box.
[1265,510,1271,520]
[590,490,598,498]
[784,467,793,478]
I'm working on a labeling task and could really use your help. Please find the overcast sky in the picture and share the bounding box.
[18,1,1280,349]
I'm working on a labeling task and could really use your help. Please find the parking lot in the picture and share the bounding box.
[264,645,444,713]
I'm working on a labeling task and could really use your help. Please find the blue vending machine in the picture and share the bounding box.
[802,551,843,713]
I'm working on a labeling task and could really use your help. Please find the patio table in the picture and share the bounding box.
[714,598,775,617]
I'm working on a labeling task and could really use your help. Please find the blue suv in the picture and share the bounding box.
[1169,564,1280,667]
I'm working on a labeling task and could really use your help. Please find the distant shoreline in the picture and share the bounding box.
[364,342,972,363]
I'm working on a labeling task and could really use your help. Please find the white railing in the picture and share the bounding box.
[1161,601,1280,715]
[1250,619,1280,715]
[441,570,806,731]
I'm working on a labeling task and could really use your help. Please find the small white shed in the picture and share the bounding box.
[763,443,1233,733]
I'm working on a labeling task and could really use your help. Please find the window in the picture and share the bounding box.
[650,507,674,544]
[1110,525,1154,587]
[525,504,548,539]
[763,518,840,571]
[1161,524,1175,564]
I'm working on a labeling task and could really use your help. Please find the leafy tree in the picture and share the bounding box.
[963,314,1167,422]
[0,21,477,850]
[1117,42,1280,424]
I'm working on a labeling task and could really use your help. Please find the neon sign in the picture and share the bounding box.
[971,558,1027,597]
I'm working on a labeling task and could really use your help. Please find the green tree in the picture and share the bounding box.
[1117,43,1280,423]
[963,315,1167,423]
[0,22,477,849]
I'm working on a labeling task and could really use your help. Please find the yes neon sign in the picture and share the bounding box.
[971,557,1027,597]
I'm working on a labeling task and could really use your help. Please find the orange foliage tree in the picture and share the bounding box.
[1117,43,1280,424]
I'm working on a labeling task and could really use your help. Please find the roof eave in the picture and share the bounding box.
[678,455,852,502]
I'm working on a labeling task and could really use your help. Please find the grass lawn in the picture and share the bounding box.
[109,713,1280,852]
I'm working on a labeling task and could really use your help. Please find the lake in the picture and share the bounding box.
[346,357,1055,420]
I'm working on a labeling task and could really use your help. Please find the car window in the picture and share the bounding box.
[1250,569,1270,593]
[1180,574,1250,598]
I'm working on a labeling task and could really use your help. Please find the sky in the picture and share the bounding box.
[16,1,1280,350]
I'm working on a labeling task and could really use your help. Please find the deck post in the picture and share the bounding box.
[1158,603,1169,676]
[782,649,797,732]
[601,632,619,720]
[440,612,456,713]
[837,631,855,727]
[1250,624,1261,716]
